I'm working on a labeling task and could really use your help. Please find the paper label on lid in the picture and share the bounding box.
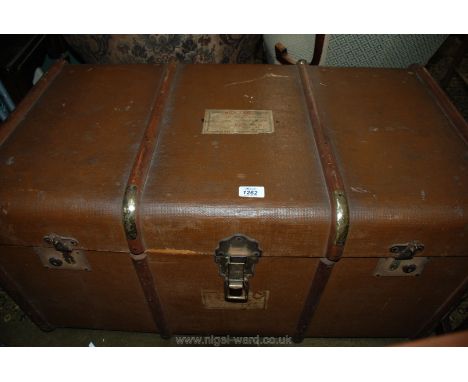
[239,186,265,198]
[202,109,274,134]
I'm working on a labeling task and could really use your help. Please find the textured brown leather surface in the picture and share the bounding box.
[0,64,164,252]
[307,257,468,337]
[148,253,318,335]
[141,64,330,257]
[308,67,468,258]
[0,246,156,332]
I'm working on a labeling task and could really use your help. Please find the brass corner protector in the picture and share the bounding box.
[333,190,349,246]
[122,184,138,241]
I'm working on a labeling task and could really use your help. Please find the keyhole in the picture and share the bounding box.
[402,264,417,274]
[49,257,63,267]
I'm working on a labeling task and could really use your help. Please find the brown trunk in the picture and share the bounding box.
[0,62,466,338]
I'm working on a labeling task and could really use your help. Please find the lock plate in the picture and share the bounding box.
[36,234,91,271]
[214,234,261,303]
[374,257,429,277]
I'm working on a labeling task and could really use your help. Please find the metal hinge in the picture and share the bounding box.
[214,234,262,303]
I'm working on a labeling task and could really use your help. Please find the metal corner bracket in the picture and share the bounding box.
[333,190,349,246]
[122,184,138,241]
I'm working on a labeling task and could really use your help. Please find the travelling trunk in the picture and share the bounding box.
[0,61,467,340]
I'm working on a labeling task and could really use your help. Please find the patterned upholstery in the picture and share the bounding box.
[65,35,264,64]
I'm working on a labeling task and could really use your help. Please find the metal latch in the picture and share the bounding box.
[389,241,424,260]
[35,233,91,271]
[214,234,262,303]
[374,241,427,277]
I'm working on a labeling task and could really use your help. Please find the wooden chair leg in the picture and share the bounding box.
[440,35,468,89]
